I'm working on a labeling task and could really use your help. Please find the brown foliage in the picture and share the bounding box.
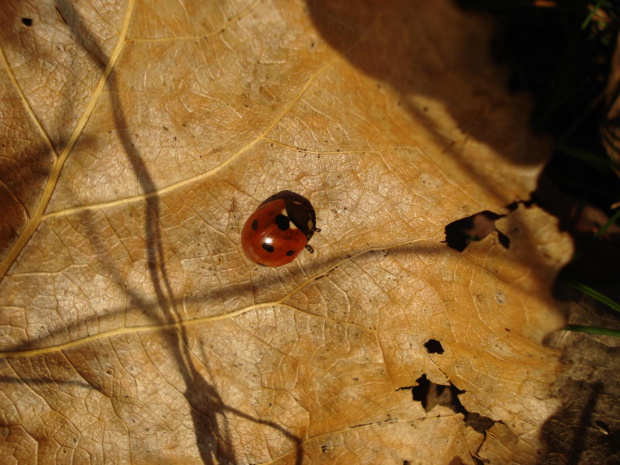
[0,1,572,463]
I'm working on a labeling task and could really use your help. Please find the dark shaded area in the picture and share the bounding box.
[457,1,620,282]
[305,0,574,296]
[452,5,620,464]
[0,375,91,388]
[541,370,619,465]
[445,210,508,252]
[0,0,60,267]
[424,339,444,354]
[536,176,620,284]
[458,1,616,134]
[0,141,54,264]
[545,381,602,465]
[306,0,545,167]
[306,0,619,291]
[448,458,469,465]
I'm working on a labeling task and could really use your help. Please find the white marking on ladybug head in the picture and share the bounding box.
[308,220,313,230]
[284,208,297,229]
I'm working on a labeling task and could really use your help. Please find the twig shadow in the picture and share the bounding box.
[50,1,304,462]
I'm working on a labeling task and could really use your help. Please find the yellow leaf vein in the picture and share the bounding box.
[0,0,137,281]
[0,239,439,359]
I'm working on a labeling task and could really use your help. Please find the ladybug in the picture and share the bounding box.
[241,191,317,267]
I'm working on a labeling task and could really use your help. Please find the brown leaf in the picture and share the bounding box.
[0,0,572,463]
[603,30,620,178]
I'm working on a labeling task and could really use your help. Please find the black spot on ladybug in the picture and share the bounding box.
[275,214,290,231]
[262,242,275,253]
[22,18,33,26]
[286,250,295,256]
[251,219,258,231]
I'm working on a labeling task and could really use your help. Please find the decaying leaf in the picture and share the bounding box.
[603,30,620,179]
[0,0,573,464]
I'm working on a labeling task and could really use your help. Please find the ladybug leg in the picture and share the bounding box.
[305,244,315,253]
[314,227,321,233]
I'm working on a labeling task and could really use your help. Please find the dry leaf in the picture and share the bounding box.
[603,30,620,179]
[0,0,572,464]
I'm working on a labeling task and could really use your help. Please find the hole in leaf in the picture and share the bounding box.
[22,18,33,26]
[412,375,432,410]
[398,375,495,434]
[497,230,510,248]
[448,458,466,465]
[424,339,444,354]
[445,211,509,251]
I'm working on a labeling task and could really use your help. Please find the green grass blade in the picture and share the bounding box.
[594,208,620,238]
[561,278,620,314]
[581,0,606,29]
[563,324,620,337]
[554,140,612,172]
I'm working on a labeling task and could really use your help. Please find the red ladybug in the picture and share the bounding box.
[241,191,317,267]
